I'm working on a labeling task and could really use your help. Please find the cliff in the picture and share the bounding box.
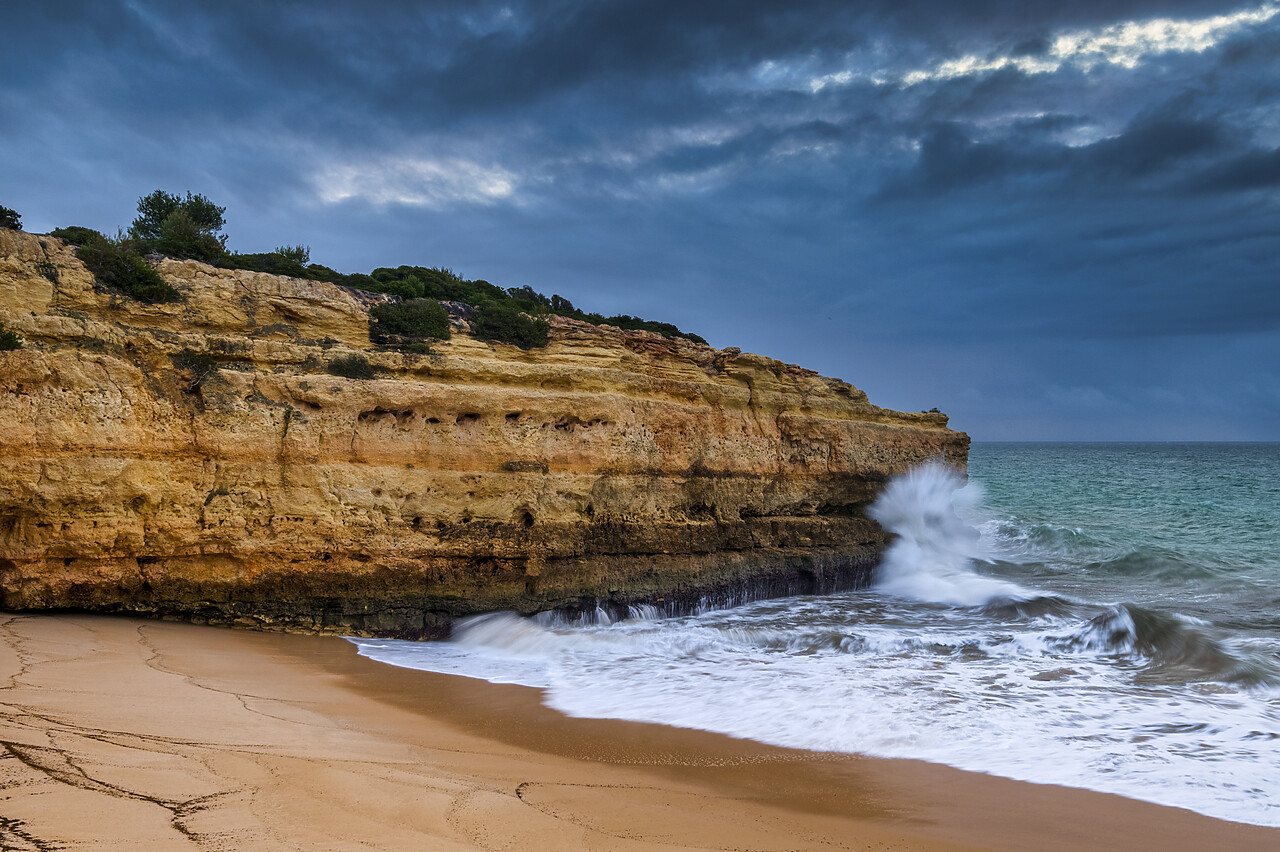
[0,228,968,637]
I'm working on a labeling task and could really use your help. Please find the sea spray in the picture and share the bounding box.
[869,461,1029,606]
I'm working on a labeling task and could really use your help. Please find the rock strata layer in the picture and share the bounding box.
[0,229,968,637]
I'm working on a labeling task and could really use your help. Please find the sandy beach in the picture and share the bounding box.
[1,614,1275,851]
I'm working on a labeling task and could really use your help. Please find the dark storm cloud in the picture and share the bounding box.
[1192,147,1280,191]
[3,0,1280,438]
[882,108,1236,197]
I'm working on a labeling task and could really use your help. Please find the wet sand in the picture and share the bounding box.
[1,613,1275,850]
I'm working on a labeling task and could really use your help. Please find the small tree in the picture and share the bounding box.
[131,190,227,260]
[131,190,225,240]
[0,205,21,230]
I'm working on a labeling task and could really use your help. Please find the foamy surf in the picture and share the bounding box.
[351,445,1280,828]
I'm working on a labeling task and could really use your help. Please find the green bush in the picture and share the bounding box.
[0,322,22,350]
[220,251,309,278]
[275,245,309,264]
[0,205,21,230]
[472,300,549,349]
[301,264,378,291]
[49,226,105,245]
[365,265,505,304]
[155,209,225,263]
[327,354,375,379]
[75,233,181,303]
[593,314,707,344]
[370,299,451,341]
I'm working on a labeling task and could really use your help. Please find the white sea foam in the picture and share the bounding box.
[351,595,1280,826]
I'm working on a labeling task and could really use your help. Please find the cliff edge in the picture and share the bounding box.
[0,229,968,637]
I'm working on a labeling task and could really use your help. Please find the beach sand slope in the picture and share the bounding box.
[1,614,1275,851]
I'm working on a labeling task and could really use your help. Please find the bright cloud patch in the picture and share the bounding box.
[316,157,517,207]
[1052,3,1279,70]
[810,2,1279,91]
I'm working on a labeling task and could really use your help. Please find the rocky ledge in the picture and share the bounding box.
[0,229,967,637]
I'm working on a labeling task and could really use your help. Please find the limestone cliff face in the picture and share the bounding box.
[0,229,968,637]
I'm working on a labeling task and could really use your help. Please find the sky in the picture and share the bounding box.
[3,1,1279,440]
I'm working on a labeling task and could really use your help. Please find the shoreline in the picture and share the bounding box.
[2,614,1276,850]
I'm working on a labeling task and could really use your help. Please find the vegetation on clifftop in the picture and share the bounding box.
[47,189,706,346]
[74,233,181,304]
[369,299,452,342]
[49,225,104,246]
[0,205,21,230]
[472,299,549,349]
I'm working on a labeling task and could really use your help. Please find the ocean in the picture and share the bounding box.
[352,443,1280,827]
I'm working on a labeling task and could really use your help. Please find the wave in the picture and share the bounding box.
[1055,603,1277,686]
[979,594,1078,620]
[1082,548,1222,581]
[870,462,1038,606]
[979,518,1113,562]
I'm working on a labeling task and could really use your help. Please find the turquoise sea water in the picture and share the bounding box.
[354,443,1280,826]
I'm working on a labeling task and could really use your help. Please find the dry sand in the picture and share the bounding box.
[0,613,1275,851]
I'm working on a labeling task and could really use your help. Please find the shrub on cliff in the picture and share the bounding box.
[370,299,451,342]
[472,300,549,349]
[300,263,379,291]
[131,190,225,241]
[0,205,20,230]
[365,265,506,304]
[172,349,219,391]
[49,226,105,245]
[275,244,309,265]
[327,354,375,379]
[130,190,227,262]
[154,209,225,263]
[219,246,358,285]
[221,250,307,279]
[75,233,181,304]
[0,322,22,350]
